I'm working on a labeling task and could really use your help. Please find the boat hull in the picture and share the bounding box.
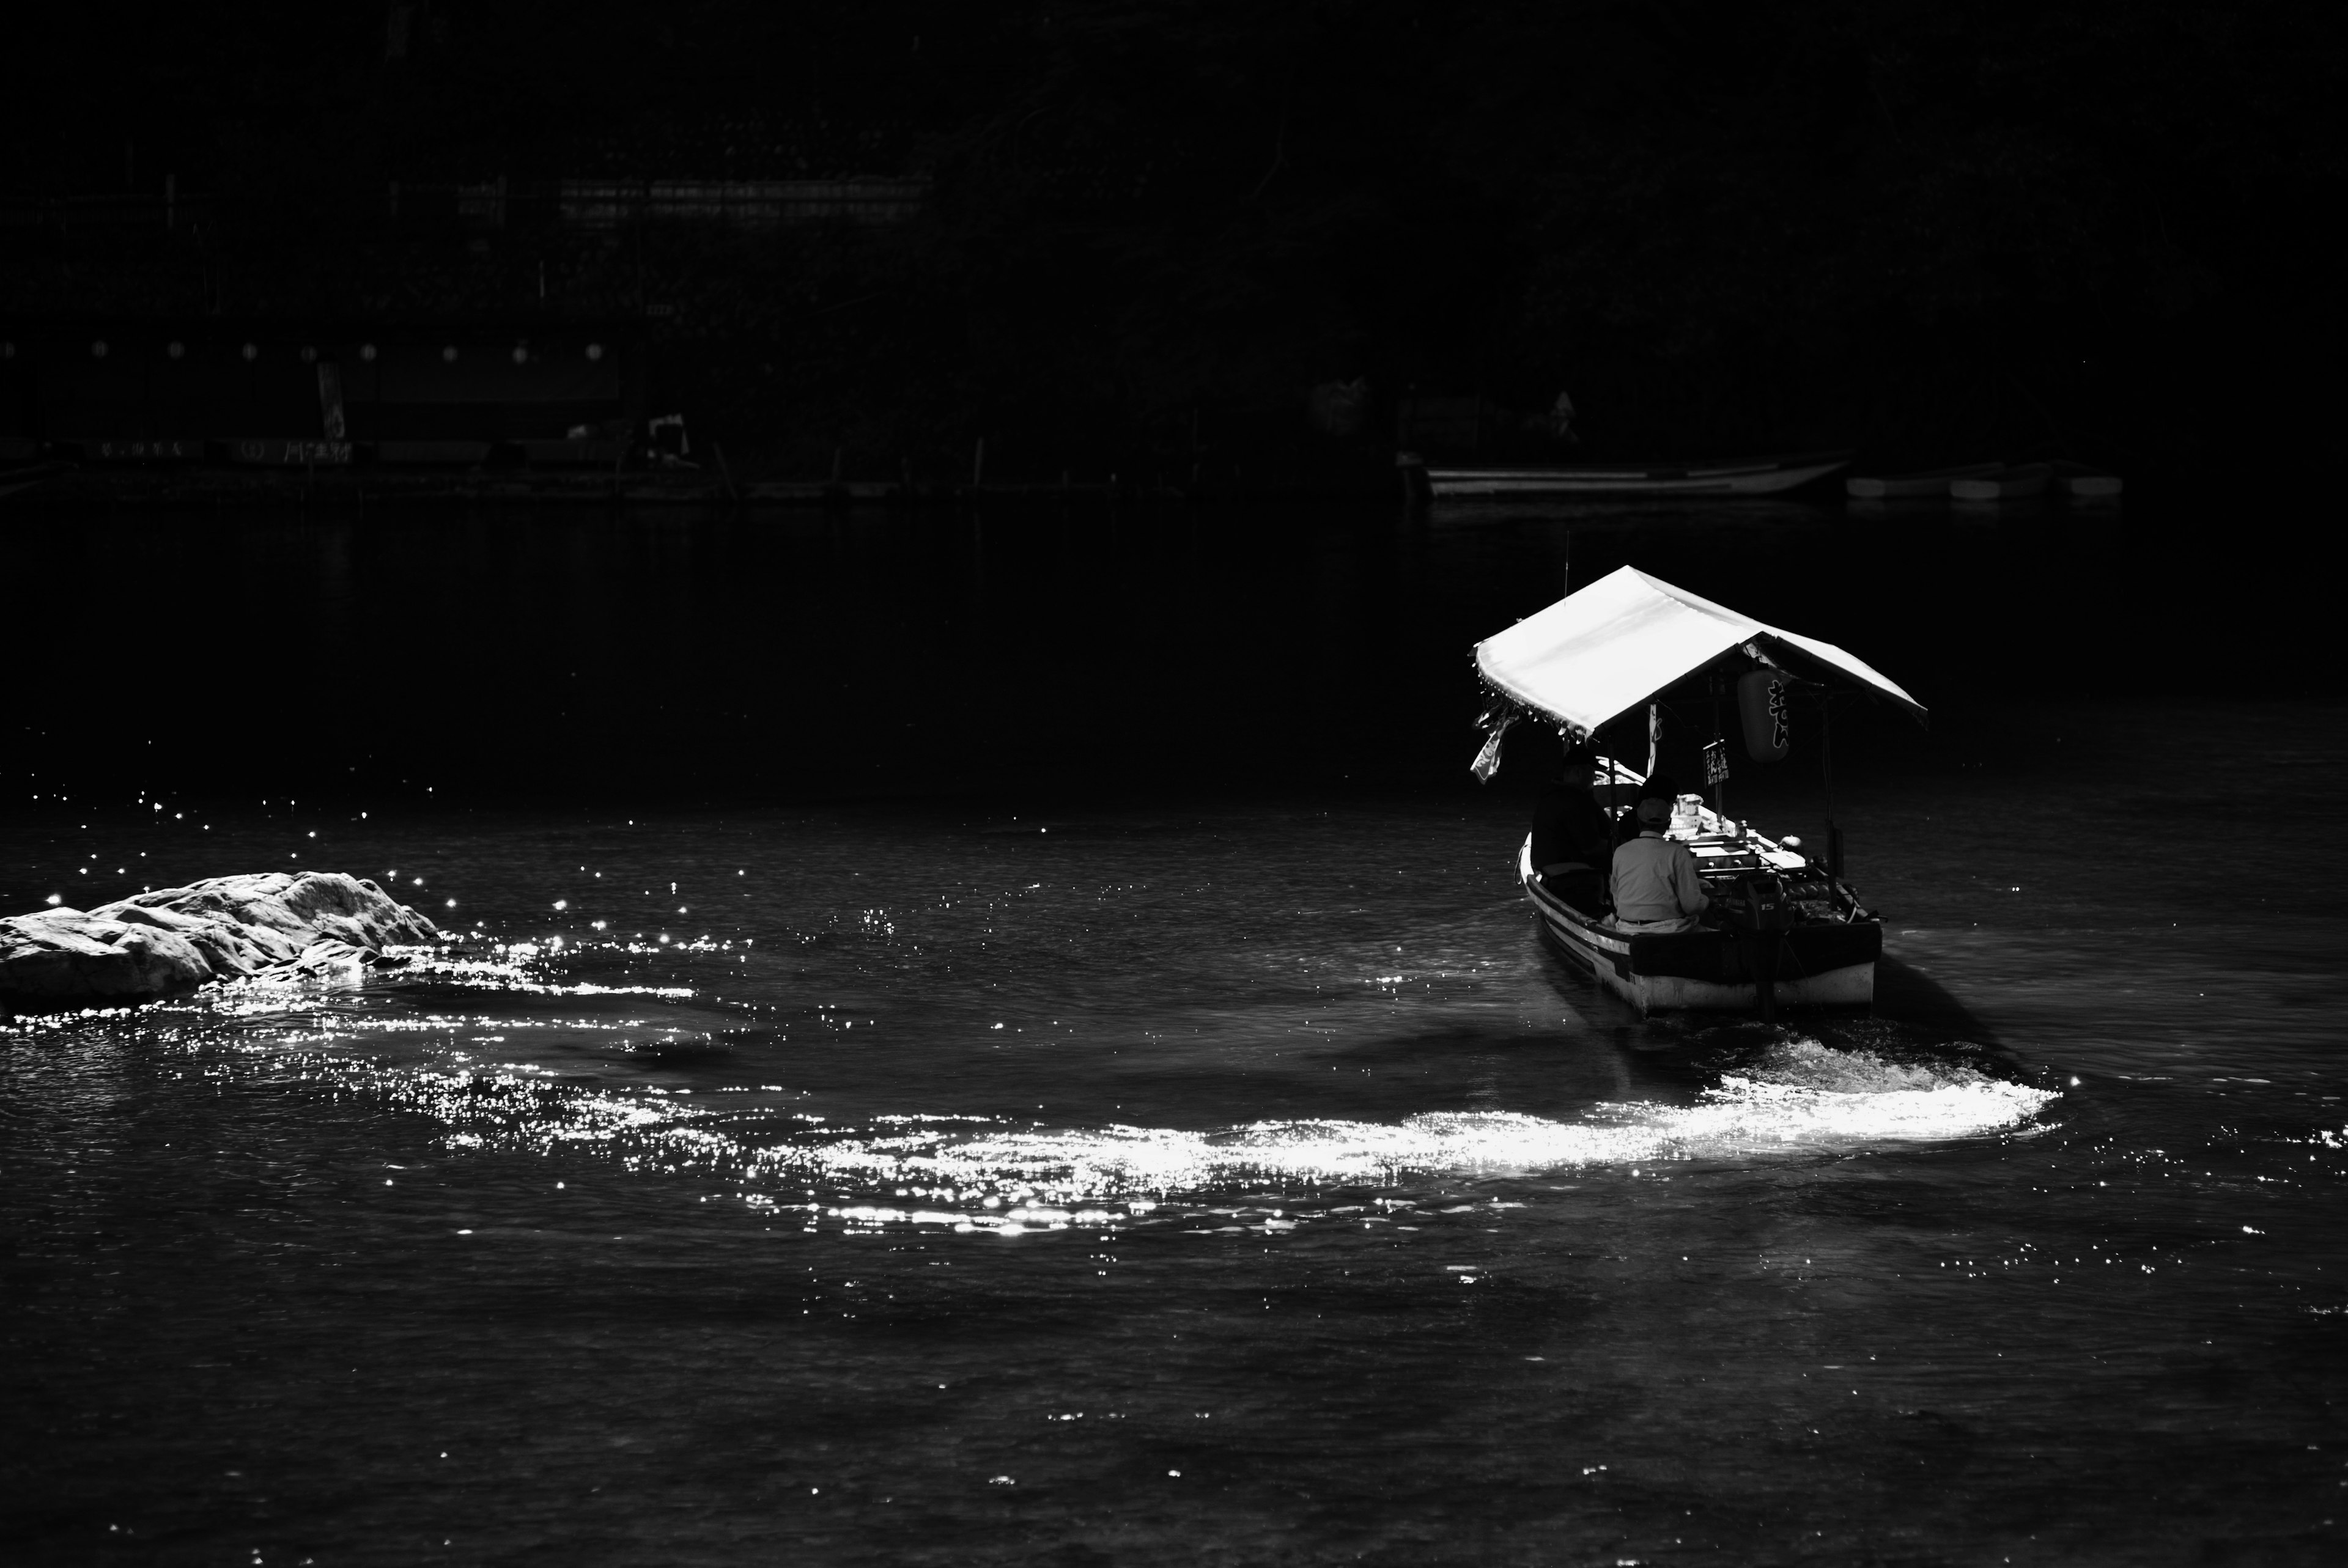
[1951,462,2053,501]
[2052,462,2123,499]
[1427,452,1851,498]
[1518,843,1877,1015]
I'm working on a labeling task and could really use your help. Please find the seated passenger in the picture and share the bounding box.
[1530,757,1614,897]
[1608,795,1711,933]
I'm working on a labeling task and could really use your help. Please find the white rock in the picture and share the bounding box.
[1,872,443,1007]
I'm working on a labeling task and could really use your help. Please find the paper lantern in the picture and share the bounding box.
[1738,668,1793,762]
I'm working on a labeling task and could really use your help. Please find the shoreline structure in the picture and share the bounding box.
[0,466,1145,509]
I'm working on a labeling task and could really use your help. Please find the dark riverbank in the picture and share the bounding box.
[0,462,1354,510]
[10,6,2344,505]
[0,487,2319,812]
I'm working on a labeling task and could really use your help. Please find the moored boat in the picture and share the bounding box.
[1845,460,2003,499]
[2051,460,2122,499]
[1470,567,1925,1017]
[0,458,74,502]
[1950,461,2052,501]
[1408,450,1852,499]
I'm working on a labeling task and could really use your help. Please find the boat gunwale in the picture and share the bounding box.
[1423,447,1854,482]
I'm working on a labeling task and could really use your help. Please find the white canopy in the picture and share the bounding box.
[1474,566,1925,736]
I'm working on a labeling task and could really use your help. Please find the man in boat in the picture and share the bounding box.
[1530,754,1613,907]
[1608,795,1711,933]
[1613,772,1682,852]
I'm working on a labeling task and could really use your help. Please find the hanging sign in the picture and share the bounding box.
[1703,738,1730,785]
[1738,668,1793,762]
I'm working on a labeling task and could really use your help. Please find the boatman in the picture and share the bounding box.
[1614,772,1682,852]
[1609,795,1711,933]
[1530,755,1613,901]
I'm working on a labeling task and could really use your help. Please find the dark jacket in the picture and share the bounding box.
[1532,782,1614,873]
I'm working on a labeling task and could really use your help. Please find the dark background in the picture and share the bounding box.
[0,497,2316,818]
[4,1,2339,488]
[10,18,2348,1565]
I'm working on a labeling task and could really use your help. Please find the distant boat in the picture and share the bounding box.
[1845,460,2004,498]
[2052,460,2123,499]
[0,459,73,502]
[1950,462,2053,501]
[1409,449,1852,499]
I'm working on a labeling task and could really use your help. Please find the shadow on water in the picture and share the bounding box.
[1873,952,1996,1040]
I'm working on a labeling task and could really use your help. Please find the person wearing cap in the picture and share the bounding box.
[1614,771,1683,852]
[1608,795,1711,933]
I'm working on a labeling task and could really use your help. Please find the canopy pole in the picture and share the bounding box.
[1822,692,1842,879]
[1601,719,1622,815]
[1710,674,1727,823]
[1646,702,1660,780]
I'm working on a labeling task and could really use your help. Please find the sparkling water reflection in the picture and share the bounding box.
[6,504,2348,1566]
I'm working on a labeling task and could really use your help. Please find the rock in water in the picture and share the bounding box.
[0,872,443,1007]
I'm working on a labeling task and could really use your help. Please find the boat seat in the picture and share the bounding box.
[1539,870,1608,919]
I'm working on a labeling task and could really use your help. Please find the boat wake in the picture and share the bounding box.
[736,1039,2054,1229]
[360,1030,2054,1233]
[26,947,2056,1235]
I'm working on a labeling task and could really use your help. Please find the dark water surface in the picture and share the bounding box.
[6,498,2348,1566]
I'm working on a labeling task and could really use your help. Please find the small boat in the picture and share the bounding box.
[2052,460,2122,499]
[1845,460,2004,498]
[1471,567,1925,1017]
[0,459,74,502]
[1950,462,2052,501]
[1408,450,1852,499]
